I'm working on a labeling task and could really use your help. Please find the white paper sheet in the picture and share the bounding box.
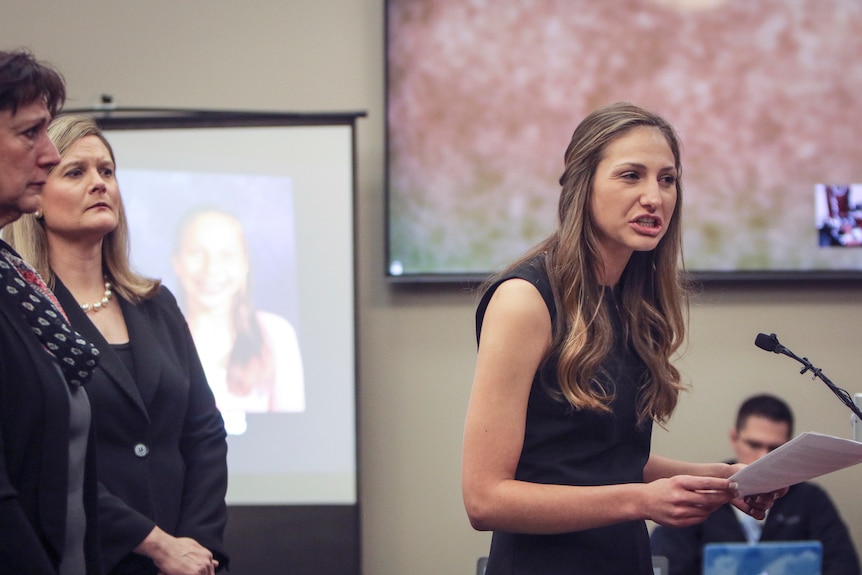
[729,432,862,497]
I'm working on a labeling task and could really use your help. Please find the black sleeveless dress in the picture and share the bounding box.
[476,257,654,575]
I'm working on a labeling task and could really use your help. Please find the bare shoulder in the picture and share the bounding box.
[480,278,552,360]
[485,278,550,331]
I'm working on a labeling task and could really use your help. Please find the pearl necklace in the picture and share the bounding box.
[80,279,113,313]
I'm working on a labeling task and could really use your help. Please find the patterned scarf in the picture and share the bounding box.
[0,240,100,386]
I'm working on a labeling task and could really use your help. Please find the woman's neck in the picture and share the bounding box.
[49,239,105,296]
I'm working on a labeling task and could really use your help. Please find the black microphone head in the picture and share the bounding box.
[755,332,780,352]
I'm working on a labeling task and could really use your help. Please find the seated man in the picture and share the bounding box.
[650,394,860,575]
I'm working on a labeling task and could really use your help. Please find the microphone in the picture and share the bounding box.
[754,332,789,356]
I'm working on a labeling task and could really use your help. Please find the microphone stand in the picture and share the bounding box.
[762,335,862,439]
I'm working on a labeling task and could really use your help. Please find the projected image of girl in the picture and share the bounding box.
[173,207,305,434]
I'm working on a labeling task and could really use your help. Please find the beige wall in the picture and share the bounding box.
[3,2,861,573]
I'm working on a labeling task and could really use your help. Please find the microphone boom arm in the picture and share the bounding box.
[756,332,862,422]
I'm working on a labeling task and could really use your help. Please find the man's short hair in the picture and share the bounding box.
[736,394,794,436]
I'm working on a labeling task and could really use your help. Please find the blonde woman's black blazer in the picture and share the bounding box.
[54,280,229,574]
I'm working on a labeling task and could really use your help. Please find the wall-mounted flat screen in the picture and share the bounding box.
[386,0,862,282]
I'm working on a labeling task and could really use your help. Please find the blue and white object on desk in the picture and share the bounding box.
[703,541,822,575]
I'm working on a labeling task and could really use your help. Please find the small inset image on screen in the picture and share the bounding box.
[815,183,862,247]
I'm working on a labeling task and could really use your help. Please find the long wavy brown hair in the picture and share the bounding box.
[488,102,690,426]
[3,114,160,302]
